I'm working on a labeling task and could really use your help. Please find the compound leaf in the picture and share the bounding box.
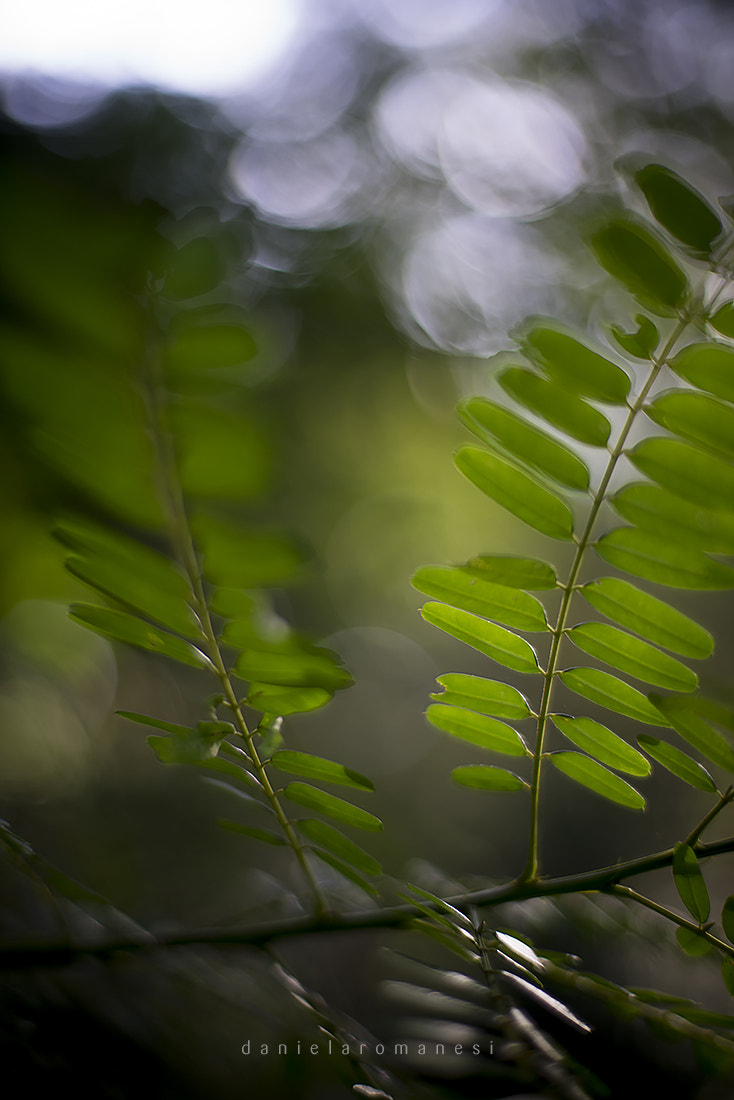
[669,342,734,404]
[430,674,531,719]
[632,163,723,253]
[296,819,381,876]
[270,750,374,791]
[549,751,645,810]
[559,667,667,725]
[637,735,717,792]
[673,842,710,923]
[499,366,611,446]
[451,765,528,792]
[461,554,557,590]
[627,437,734,513]
[590,215,689,315]
[611,483,734,554]
[69,603,211,669]
[567,622,697,692]
[282,783,383,832]
[645,390,734,462]
[595,527,734,589]
[551,715,651,776]
[650,695,734,772]
[580,577,713,659]
[421,602,541,674]
[412,565,548,631]
[455,445,574,541]
[517,319,631,404]
[426,704,528,756]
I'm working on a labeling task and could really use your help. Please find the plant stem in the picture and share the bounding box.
[685,787,734,848]
[5,834,734,965]
[143,317,328,917]
[610,884,734,959]
[521,318,688,883]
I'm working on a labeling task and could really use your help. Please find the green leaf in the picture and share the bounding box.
[296,819,381,876]
[163,237,223,300]
[549,751,645,809]
[451,765,528,791]
[650,695,734,771]
[646,390,734,463]
[455,446,574,541]
[310,848,379,897]
[461,554,557,590]
[193,515,305,589]
[580,577,713,659]
[559,667,667,725]
[69,604,211,669]
[589,215,689,315]
[722,958,734,998]
[673,842,710,923]
[245,683,333,716]
[270,750,374,790]
[710,303,734,339]
[567,622,697,692]
[632,163,723,253]
[551,715,651,776]
[173,402,271,502]
[669,342,734,404]
[458,397,590,489]
[421,602,541,674]
[517,319,631,404]
[611,483,734,554]
[55,518,201,639]
[218,820,286,845]
[722,897,734,945]
[117,710,203,737]
[235,650,353,692]
[282,783,383,832]
[595,527,734,589]
[627,437,734,513]
[147,737,256,786]
[676,926,713,957]
[609,315,659,359]
[430,674,531,719]
[499,366,611,446]
[411,565,547,631]
[637,735,717,792]
[426,704,527,756]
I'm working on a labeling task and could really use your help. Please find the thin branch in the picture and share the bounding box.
[610,884,734,959]
[3,835,734,969]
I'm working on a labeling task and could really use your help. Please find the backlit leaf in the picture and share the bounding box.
[590,215,689,315]
[499,366,611,446]
[235,650,353,692]
[559,667,667,725]
[55,517,201,639]
[430,674,532,719]
[458,397,590,489]
[650,695,734,771]
[421,602,541,674]
[633,163,723,253]
[677,926,713,957]
[69,604,211,669]
[611,483,734,553]
[412,565,547,631]
[609,314,659,359]
[270,750,374,790]
[580,577,713,659]
[282,783,383,832]
[426,704,527,756]
[296,819,381,876]
[462,554,557,589]
[637,735,717,792]
[646,390,734,462]
[551,715,651,776]
[165,319,257,372]
[595,527,734,589]
[567,622,697,692]
[722,958,734,998]
[245,683,333,716]
[517,319,631,404]
[673,842,710,923]
[173,402,270,501]
[549,751,645,809]
[455,446,574,541]
[627,437,734,513]
[451,765,528,791]
[669,342,734,404]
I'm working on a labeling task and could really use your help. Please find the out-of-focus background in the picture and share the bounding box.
[2,1,734,1097]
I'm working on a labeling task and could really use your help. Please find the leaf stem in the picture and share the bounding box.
[610,884,734,959]
[520,318,689,882]
[143,317,328,916]
[685,787,734,848]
